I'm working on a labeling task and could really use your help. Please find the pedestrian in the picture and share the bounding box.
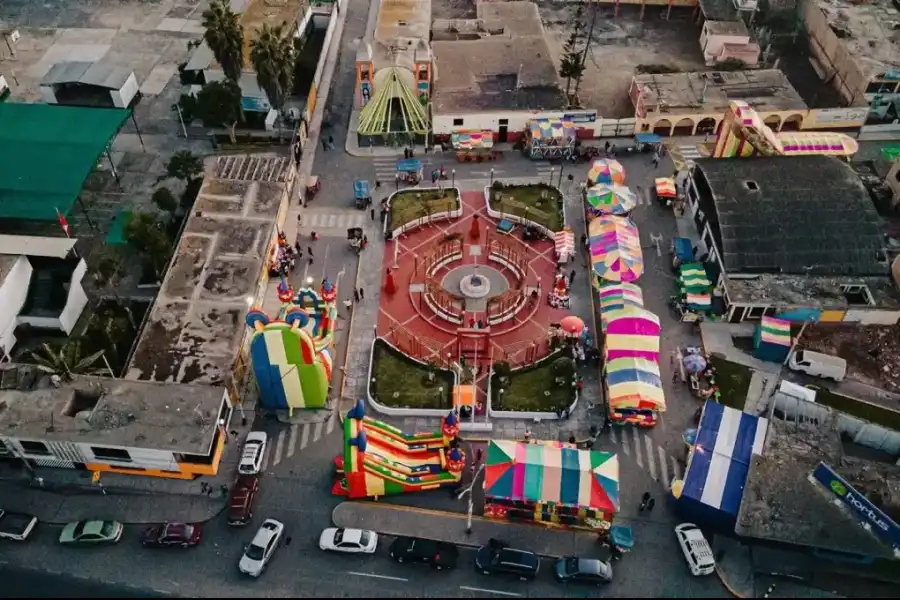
[307,246,314,258]
[646,497,656,512]
[206,484,213,497]
[652,153,660,168]
[328,135,334,150]
[585,439,594,450]
[672,367,678,384]
[375,180,381,189]
[311,231,319,241]
[358,287,365,300]
[380,207,387,222]
[353,289,360,302]
[200,481,208,494]
[322,137,328,151]
[220,484,228,497]
[568,434,576,445]
[343,298,353,313]
[370,207,375,221]
[569,269,576,286]
[475,448,483,463]
[523,428,531,442]
[580,233,587,249]
[230,429,238,439]
[604,140,610,153]
[639,491,650,511]
[285,536,293,546]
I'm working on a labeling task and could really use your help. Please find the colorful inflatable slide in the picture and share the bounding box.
[245,278,338,413]
[713,100,858,159]
[333,400,465,498]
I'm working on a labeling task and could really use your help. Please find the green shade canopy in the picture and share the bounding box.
[358,67,428,136]
[0,103,131,221]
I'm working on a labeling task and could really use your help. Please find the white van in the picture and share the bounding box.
[674,523,716,576]
[787,349,847,382]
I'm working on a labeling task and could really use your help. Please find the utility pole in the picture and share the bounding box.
[578,1,599,77]
[457,460,486,533]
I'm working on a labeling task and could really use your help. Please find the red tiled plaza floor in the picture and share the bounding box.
[377,191,568,366]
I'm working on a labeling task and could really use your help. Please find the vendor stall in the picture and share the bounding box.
[589,216,644,283]
[604,307,661,362]
[585,184,638,217]
[653,177,677,204]
[452,130,500,162]
[605,357,666,427]
[588,159,625,185]
[524,118,576,160]
[677,263,713,313]
[483,440,619,531]
[554,229,575,264]
[597,283,644,330]
[548,269,571,308]
[753,316,792,363]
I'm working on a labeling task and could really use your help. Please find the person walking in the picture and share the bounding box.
[322,137,328,151]
[569,269,576,286]
[342,298,353,314]
[370,207,375,221]
[639,492,651,511]
[353,289,360,302]
[327,135,335,150]
[652,152,660,168]
[358,287,365,300]
[646,497,656,512]
[307,246,314,258]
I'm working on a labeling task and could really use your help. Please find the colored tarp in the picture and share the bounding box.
[597,283,644,330]
[753,316,792,362]
[681,401,768,517]
[528,118,575,142]
[589,216,644,283]
[605,357,665,410]
[585,184,637,216]
[655,177,677,198]
[484,440,619,513]
[452,130,494,149]
[588,159,625,185]
[604,307,661,362]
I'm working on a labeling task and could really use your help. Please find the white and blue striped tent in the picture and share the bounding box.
[681,402,769,521]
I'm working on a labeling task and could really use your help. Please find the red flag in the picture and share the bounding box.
[55,208,70,237]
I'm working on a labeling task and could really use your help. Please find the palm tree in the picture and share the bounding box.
[29,341,105,378]
[202,0,244,83]
[250,23,295,138]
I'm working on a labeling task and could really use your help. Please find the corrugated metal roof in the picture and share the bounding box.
[0,235,77,259]
[40,61,133,90]
[185,43,215,73]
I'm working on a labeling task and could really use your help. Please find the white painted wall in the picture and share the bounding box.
[433,109,598,136]
[39,85,58,104]
[111,72,139,108]
[14,258,88,336]
[700,30,751,66]
[0,256,32,358]
[843,309,900,325]
[3,436,183,471]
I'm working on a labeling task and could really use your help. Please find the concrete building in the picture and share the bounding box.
[698,20,759,68]
[684,156,900,324]
[630,69,808,136]
[39,61,139,109]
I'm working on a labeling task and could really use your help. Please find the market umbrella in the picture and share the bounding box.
[588,159,625,185]
[585,184,637,216]
[560,315,585,335]
[589,216,644,283]
[682,353,708,374]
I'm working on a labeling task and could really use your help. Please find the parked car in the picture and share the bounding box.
[141,522,203,548]
[474,543,540,580]
[227,474,260,526]
[389,537,458,569]
[554,556,613,584]
[674,523,716,576]
[0,510,38,541]
[318,527,378,554]
[787,349,847,382]
[238,519,284,577]
[238,431,268,475]
[59,520,123,545]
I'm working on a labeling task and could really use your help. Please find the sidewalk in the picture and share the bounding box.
[715,536,755,598]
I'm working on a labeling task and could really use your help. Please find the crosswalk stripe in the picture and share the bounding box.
[658,446,670,487]
[272,429,286,466]
[260,444,270,471]
[631,428,643,467]
[619,430,629,455]
[608,428,618,444]
[670,456,682,482]
[678,145,702,159]
[313,421,324,443]
[300,212,367,229]
[287,424,298,458]
[326,411,337,434]
[300,423,311,450]
[645,436,657,480]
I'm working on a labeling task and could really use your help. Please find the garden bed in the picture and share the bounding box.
[491,353,575,413]
[710,355,752,410]
[488,182,563,231]
[370,339,454,409]
[389,188,460,232]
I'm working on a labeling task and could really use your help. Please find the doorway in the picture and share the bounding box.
[498,119,508,143]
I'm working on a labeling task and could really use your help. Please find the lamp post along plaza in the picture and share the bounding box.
[457,461,487,533]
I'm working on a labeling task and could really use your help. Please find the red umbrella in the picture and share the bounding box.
[560,315,585,335]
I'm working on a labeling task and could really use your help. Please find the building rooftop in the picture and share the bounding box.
[431,1,566,114]
[375,0,431,46]
[698,0,741,21]
[704,20,749,37]
[0,369,227,455]
[125,155,293,385]
[40,61,133,90]
[694,156,887,276]
[735,417,900,559]
[240,0,309,67]
[725,274,900,309]
[817,0,900,81]
[633,69,807,115]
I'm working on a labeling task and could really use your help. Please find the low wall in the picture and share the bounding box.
[423,289,464,325]
[483,186,566,238]
[486,352,580,421]
[486,252,526,325]
[366,336,459,417]
[390,187,462,239]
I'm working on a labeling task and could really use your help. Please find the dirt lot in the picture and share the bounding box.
[803,324,900,393]
[537,2,708,118]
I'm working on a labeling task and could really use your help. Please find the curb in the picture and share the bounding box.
[337,247,365,424]
[717,566,750,598]
[38,501,227,526]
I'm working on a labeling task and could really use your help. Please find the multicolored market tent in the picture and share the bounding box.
[588,159,625,185]
[484,440,619,513]
[605,357,666,412]
[679,262,713,311]
[528,118,576,142]
[589,216,644,283]
[597,282,644,330]
[753,316,792,362]
[585,184,638,217]
[604,307,661,362]
[451,130,494,149]
[655,177,677,199]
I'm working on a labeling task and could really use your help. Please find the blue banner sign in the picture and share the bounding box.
[812,462,900,552]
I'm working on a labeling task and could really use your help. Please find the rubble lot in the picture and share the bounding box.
[537,3,708,118]
[803,324,900,393]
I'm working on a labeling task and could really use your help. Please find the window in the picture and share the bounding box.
[397,20,407,26]
[744,180,759,191]
[19,440,51,456]
[453,118,464,126]
[746,306,766,320]
[866,81,898,95]
[499,118,508,125]
[91,446,132,462]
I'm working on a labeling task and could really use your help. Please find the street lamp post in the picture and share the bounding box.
[558,163,565,188]
[490,167,495,187]
[457,461,487,534]
[451,169,456,188]
[549,167,555,186]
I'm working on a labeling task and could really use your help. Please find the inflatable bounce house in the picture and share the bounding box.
[333,400,465,499]
[245,277,338,415]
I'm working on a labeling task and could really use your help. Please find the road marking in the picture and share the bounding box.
[608,427,618,444]
[272,429,285,466]
[459,586,523,597]
[347,571,408,582]
[658,445,670,487]
[260,444,270,471]
[670,456,682,481]
[287,424,299,457]
[313,421,324,443]
[631,427,643,468]
[619,429,629,455]
[300,423,311,450]
[326,410,337,434]
[645,436,657,480]
[649,232,663,257]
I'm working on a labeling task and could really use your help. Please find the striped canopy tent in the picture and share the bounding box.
[678,262,713,311]
[588,159,625,185]
[589,216,644,283]
[585,184,638,217]
[597,282,644,330]
[604,307,661,362]
[357,67,429,136]
[484,440,620,514]
[605,357,666,412]
[451,130,494,149]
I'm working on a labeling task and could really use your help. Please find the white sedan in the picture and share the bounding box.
[318,527,378,554]
[239,519,284,577]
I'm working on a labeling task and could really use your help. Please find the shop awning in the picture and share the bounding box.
[554,229,574,261]
[605,357,666,411]
[588,159,625,186]
[451,130,494,150]
[604,307,661,362]
[597,283,644,330]
[589,216,643,283]
[585,184,637,217]
[678,262,712,311]
[528,118,575,142]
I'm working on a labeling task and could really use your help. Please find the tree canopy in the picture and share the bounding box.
[250,23,295,113]
[202,0,245,83]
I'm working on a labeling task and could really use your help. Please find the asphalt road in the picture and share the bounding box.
[0,565,172,598]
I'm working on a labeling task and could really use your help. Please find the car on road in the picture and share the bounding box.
[59,520,123,545]
[318,527,378,554]
[238,518,284,577]
[674,522,716,576]
[474,544,540,580]
[554,556,613,585]
[227,474,259,526]
[238,431,268,475]
[141,522,203,548]
[389,537,458,569]
[0,510,38,541]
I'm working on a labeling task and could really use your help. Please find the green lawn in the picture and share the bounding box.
[492,358,574,412]
[370,340,454,409]
[709,355,752,410]
[390,189,460,231]
[489,183,563,231]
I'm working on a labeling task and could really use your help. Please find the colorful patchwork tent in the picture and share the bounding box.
[605,357,666,413]
[451,130,494,149]
[678,263,713,312]
[484,440,619,529]
[588,159,625,185]
[597,282,644,330]
[585,184,637,217]
[528,118,576,141]
[655,177,677,199]
[753,316,792,362]
[604,307,661,362]
[589,216,644,283]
